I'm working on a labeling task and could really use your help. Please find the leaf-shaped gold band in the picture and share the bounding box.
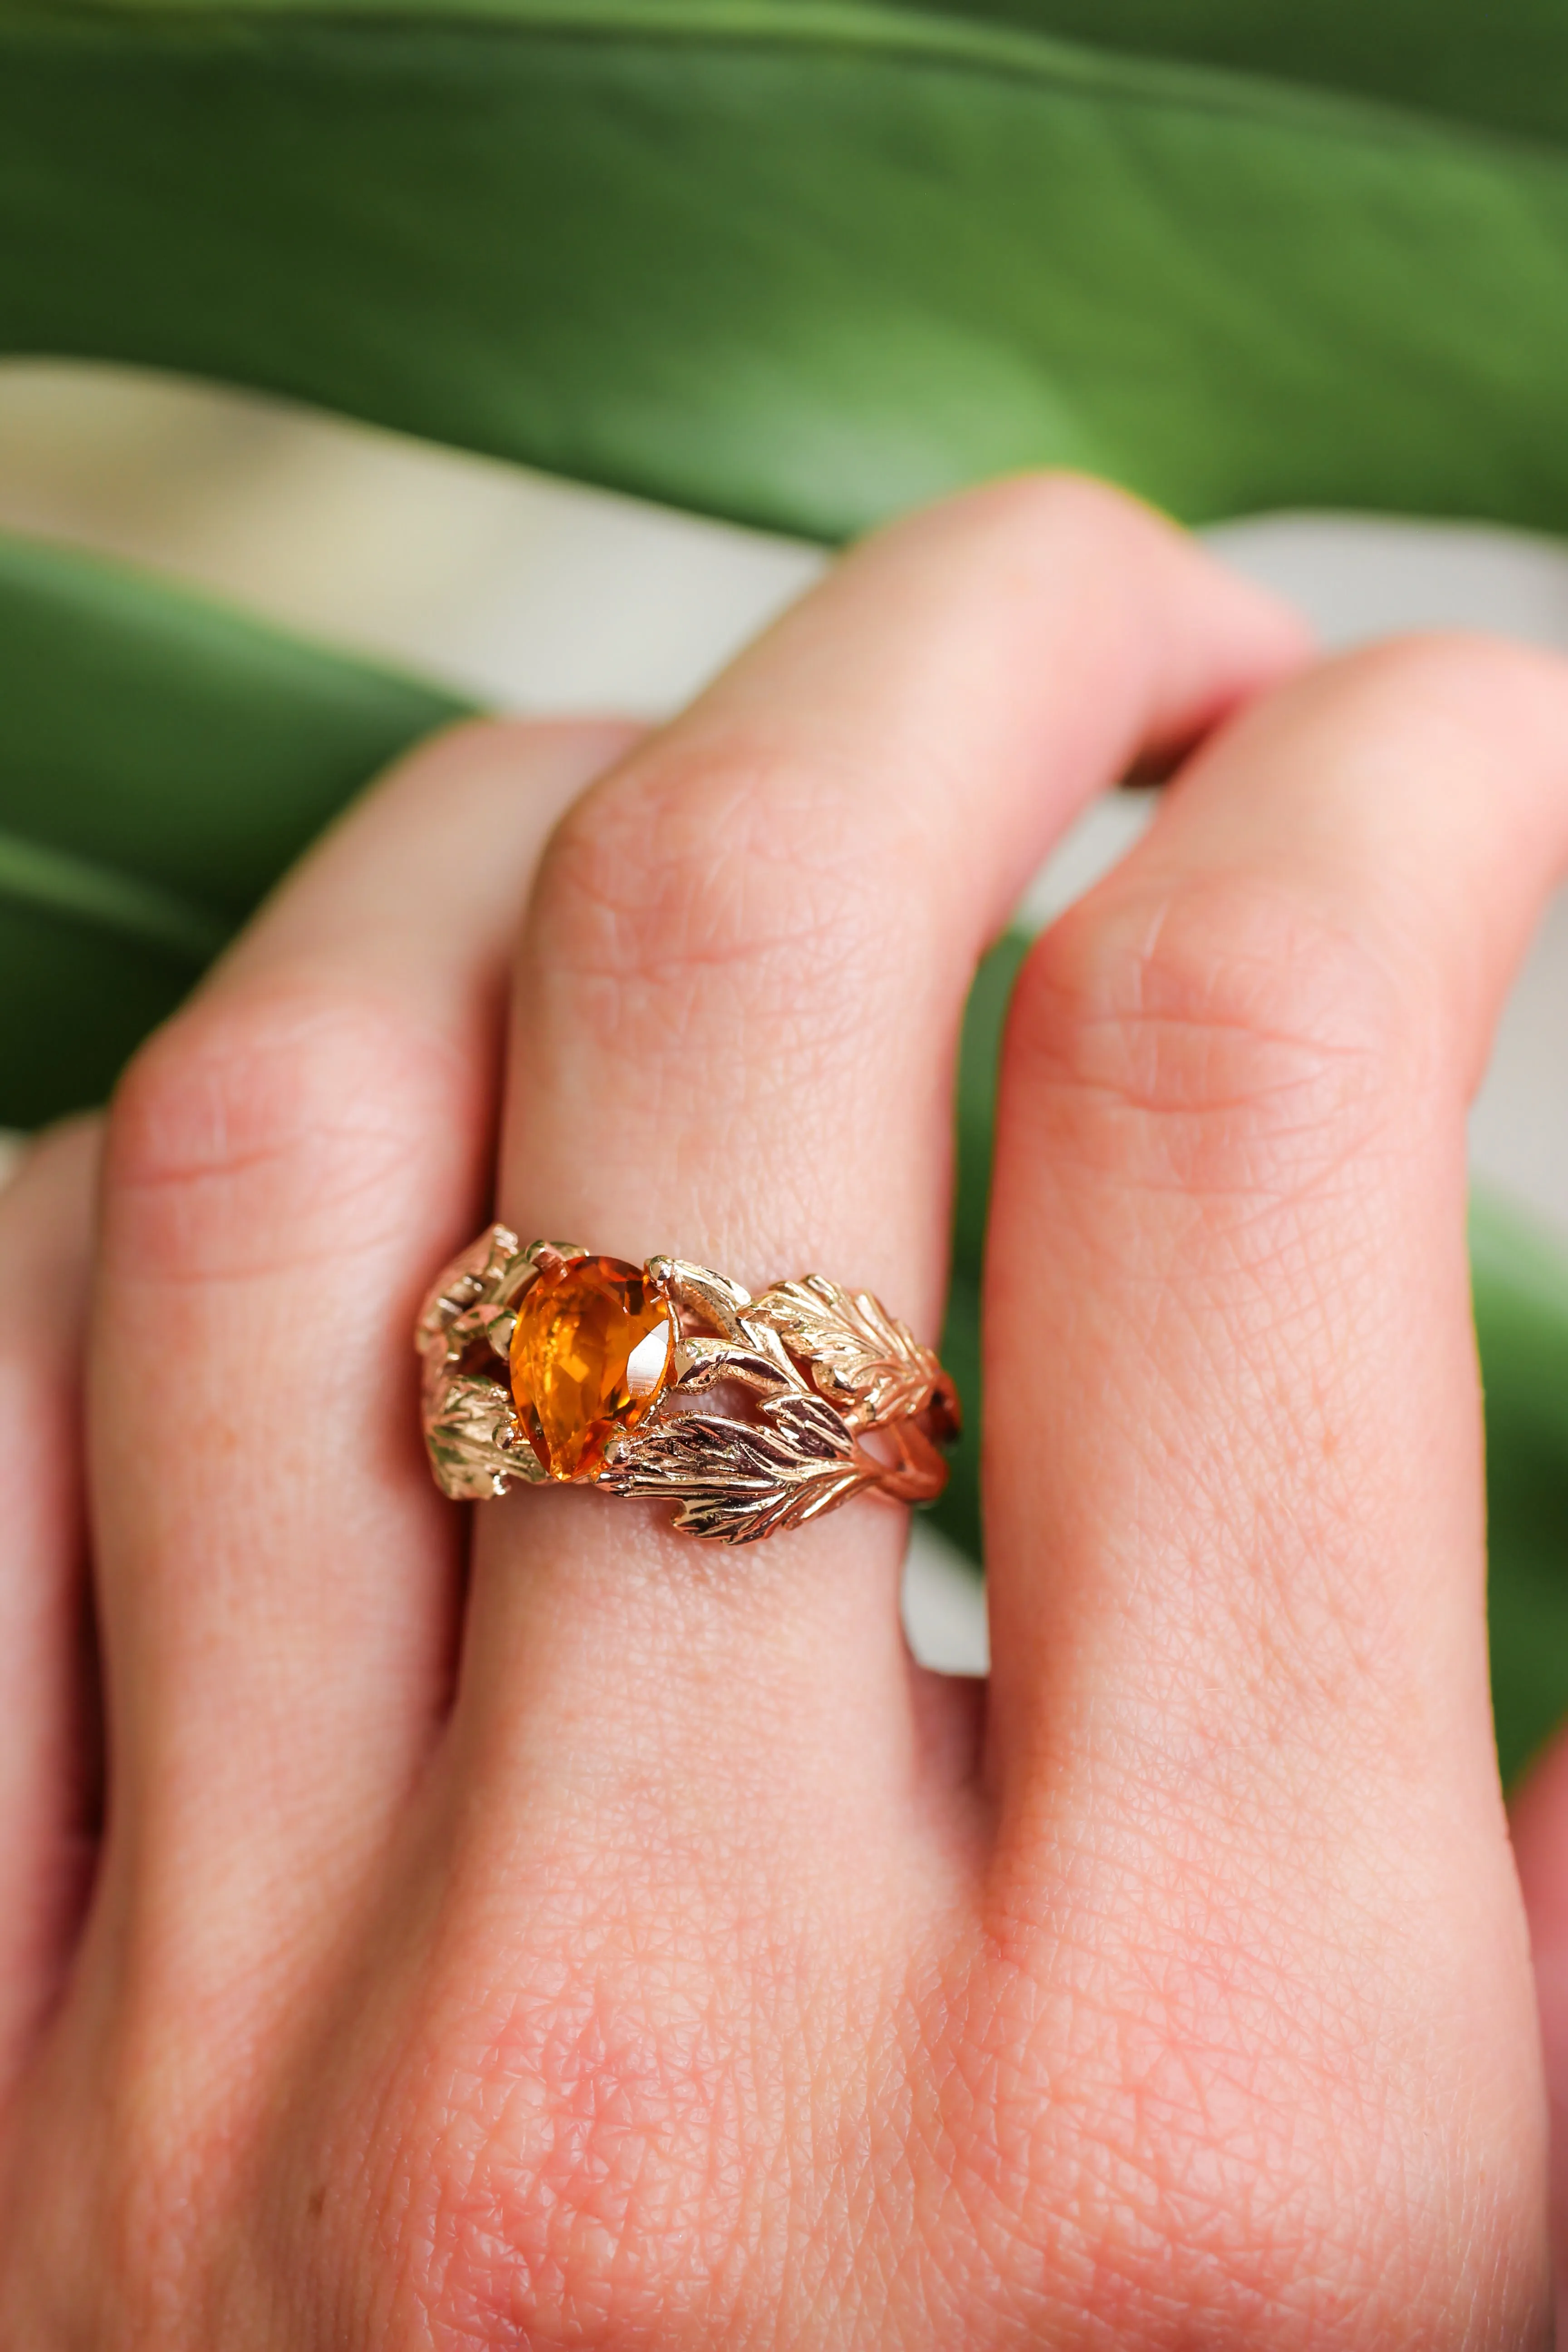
[416,1227,959,1544]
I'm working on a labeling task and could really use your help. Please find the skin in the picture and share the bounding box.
[0,474,1566,2342]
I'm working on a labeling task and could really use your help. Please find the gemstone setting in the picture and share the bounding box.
[509,1254,674,1480]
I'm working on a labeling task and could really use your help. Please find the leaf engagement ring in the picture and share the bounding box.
[416,1230,960,1544]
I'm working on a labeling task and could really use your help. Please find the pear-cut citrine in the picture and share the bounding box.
[510,1255,673,1481]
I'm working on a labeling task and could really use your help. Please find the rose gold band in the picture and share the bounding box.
[416,1228,959,1544]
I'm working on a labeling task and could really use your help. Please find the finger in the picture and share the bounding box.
[1510,1736,1568,2335]
[0,1119,100,2098]
[89,720,636,2039]
[987,634,1568,1781]
[453,477,1306,1868]
[981,637,1568,2268]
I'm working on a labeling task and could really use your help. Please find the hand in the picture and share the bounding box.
[0,476,1562,2345]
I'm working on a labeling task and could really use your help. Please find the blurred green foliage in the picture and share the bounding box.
[0,537,469,1123]
[7,1,1568,539]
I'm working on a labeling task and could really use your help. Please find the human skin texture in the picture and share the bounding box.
[0,476,1566,2344]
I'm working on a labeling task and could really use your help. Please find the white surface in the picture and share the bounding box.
[7,363,1568,1671]
[0,363,824,715]
[903,1521,990,1676]
[1211,510,1568,653]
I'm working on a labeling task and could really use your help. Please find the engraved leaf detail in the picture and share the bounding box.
[599,1393,873,1544]
[426,1374,539,1501]
[415,1221,519,1360]
[419,1244,951,1524]
[746,1275,939,1427]
[670,1328,804,1400]
[656,1257,755,1347]
[416,1223,543,1498]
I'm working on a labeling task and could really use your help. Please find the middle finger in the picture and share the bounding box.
[454,476,1306,1869]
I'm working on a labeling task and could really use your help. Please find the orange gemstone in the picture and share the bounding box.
[510,1255,673,1481]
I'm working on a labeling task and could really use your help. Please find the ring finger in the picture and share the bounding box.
[451,476,1306,1900]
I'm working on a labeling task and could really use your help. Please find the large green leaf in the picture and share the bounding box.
[1474,1198,1568,1785]
[0,533,470,1125]
[7,0,1568,543]
[919,0,1568,150]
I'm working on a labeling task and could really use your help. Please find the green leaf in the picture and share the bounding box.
[929,926,1030,1568]
[1473,1196,1568,1785]
[7,0,1568,541]
[912,0,1568,151]
[0,532,470,1125]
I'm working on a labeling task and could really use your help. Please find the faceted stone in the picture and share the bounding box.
[510,1254,673,1481]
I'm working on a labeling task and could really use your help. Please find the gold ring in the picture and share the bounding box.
[416,1229,959,1544]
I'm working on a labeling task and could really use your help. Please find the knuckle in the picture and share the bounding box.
[403,1966,750,2347]
[932,1932,1535,2347]
[534,738,895,1072]
[1009,870,1421,1199]
[105,985,458,1283]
